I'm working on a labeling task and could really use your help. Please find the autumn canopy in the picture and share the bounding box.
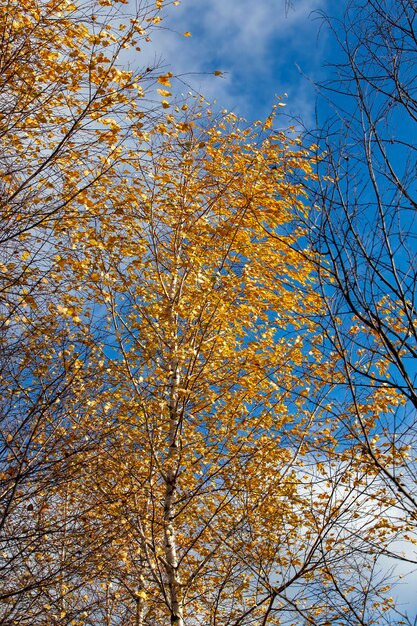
[0,0,415,625]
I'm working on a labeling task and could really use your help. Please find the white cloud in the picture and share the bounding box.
[140,0,328,123]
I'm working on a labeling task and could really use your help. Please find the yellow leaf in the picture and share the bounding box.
[161,100,170,109]
[22,295,37,309]
[183,31,191,37]
[157,88,172,97]
[158,72,173,86]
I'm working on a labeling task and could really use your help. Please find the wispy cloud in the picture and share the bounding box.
[143,0,329,124]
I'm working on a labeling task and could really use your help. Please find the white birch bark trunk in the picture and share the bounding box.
[163,262,184,626]
[164,359,185,626]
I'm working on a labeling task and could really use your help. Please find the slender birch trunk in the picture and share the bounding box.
[163,260,184,626]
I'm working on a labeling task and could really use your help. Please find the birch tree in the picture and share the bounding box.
[303,0,417,619]
[50,105,398,625]
[0,0,181,618]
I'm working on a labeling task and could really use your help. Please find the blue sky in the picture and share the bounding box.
[147,0,330,125]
